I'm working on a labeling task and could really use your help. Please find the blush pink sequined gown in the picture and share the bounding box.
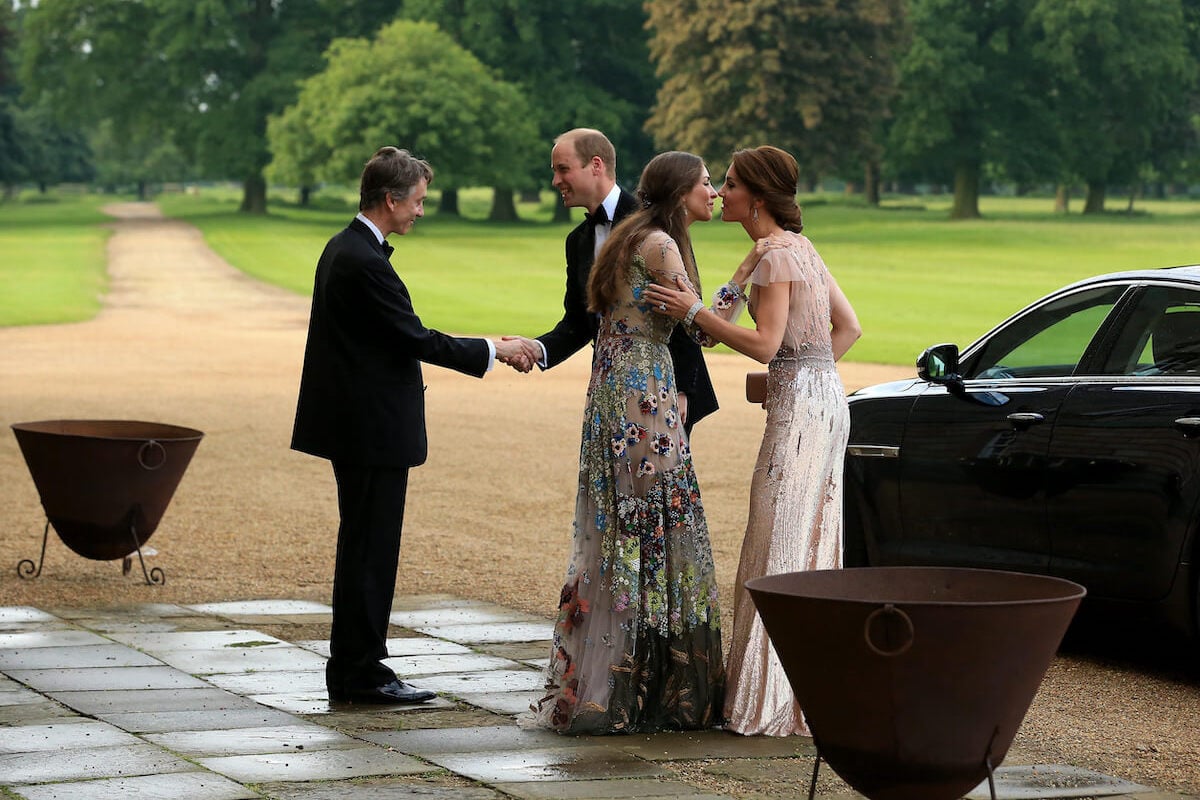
[722,233,849,737]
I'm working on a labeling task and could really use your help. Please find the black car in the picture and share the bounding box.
[845,266,1200,635]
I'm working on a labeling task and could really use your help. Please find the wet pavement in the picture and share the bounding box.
[0,596,1190,800]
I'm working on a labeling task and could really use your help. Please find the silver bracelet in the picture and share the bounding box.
[683,301,705,326]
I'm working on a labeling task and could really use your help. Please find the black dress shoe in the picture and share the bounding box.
[328,679,435,705]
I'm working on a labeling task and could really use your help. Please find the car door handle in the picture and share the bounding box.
[1006,412,1045,430]
[1173,417,1200,437]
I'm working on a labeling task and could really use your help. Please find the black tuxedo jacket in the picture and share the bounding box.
[537,189,718,427]
[292,218,490,467]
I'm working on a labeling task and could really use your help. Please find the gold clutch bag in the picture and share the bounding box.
[746,371,768,404]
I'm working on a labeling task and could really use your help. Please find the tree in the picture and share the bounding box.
[399,0,658,220]
[18,0,343,213]
[1031,0,1194,214]
[266,20,538,204]
[645,0,906,199]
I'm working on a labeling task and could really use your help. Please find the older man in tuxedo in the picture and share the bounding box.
[292,146,528,705]
[509,128,717,432]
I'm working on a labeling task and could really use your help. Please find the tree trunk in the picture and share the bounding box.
[553,194,571,222]
[520,188,540,203]
[950,161,981,219]
[299,185,311,207]
[1126,182,1139,214]
[240,174,267,214]
[1083,182,1106,214]
[864,161,881,207]
[1054,185,1069,214]
[489,187,518,221]
[439,188,460,216]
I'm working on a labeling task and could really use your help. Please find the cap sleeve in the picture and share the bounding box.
[749,234,826,286]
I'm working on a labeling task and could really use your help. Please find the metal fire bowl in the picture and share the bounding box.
[12,420,204,561]
[746,566,1085,800]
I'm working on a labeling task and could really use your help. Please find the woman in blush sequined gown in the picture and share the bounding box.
[645,145,862,736]
[527,151,725,734]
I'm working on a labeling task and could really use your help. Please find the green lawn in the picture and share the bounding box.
[0,193,114,325]
[8,187,1200,365]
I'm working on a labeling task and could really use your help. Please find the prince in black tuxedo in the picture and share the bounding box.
[511,128,717,431]
[292,147,528,705]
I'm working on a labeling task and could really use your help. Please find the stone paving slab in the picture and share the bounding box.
[104,628,287,651]
[48,686,262,716]
[0,643,161,670]
[424,745,671,783]
[7,664,210,692]
[260,691,457,715]
[0,741,196,784]
[0,699,86,726]
[197,745,433,782]
[10,770,259,800]
[0,629,113,649]
[144,722,359,757]
[964,764,1153,799]
[157,645,328,675]
[203,667,325,695]
[0,608,58,625]
[389,605,542,629]
[258,778,502,799]
[362,723,592,755]
[185,600,333,617]
[384,652,524,676]
[99,706,305,734]
[499,782,733,800]
[414,621,554,643]
[296,636,473,658]
[408,668,545,695]
[611,729,815,761]
[0,719,141,752]
[457,690,544,715]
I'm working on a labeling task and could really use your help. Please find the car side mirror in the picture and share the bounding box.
[917,343,963,388]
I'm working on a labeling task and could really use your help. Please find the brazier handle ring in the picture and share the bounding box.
[864,603,914,657]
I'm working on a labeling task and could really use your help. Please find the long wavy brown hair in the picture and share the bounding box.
[587,151,705,313]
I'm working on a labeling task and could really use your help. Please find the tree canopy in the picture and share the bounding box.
[646,0,906,195]
[267,20,538,194]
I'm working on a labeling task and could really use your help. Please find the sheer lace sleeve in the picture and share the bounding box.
[640,231,710,345]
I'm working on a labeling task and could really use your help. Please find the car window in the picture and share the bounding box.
[967,285,1126,379]
[1099,285,1200,376]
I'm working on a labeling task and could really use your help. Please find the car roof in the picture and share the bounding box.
[1062,265,1200,292]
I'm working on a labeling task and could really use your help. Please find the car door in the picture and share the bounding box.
[897,284,1130,571]
[1047,284,1200,601]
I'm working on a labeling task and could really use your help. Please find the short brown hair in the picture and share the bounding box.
[359,146,433,211]
[555,128,616,179]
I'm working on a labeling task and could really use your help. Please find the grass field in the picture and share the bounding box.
[0,193,114,326]
[7,186,1200,365]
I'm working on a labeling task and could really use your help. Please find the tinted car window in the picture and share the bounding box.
[1098,285,1200,375]
[967,285,1127,379]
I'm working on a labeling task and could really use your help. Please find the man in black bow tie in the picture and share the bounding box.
[507,128,717,433]
[292,146,529,706]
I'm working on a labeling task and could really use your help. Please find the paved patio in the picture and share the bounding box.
[0,596,1186,799]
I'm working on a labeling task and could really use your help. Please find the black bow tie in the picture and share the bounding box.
[380,240,394,258]
[586,205,609,228]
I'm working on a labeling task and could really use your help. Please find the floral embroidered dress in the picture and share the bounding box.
[530,230,724,734]
[721,232,849,737]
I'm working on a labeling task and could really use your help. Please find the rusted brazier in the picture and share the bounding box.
[12,420,203,584]
[746,567,1085,800]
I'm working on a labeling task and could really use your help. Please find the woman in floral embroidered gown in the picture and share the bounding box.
[646,145,862,737]
[528,151,725,734]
